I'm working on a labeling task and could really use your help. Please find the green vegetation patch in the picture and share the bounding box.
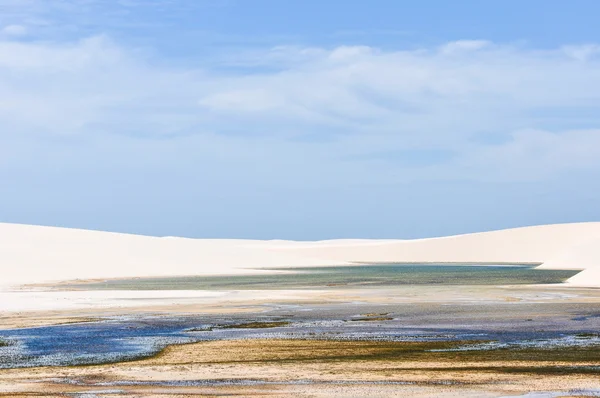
[351,317,394,322]
[185,321,291,332]
[221,321,290,329]
[575,333,600,338]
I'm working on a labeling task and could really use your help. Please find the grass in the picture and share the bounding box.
[575,333,600,338]
[185,321,290,332]
[350,312,394,322]
[220,321,290,329]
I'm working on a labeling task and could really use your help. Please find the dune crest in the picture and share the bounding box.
[1,222,599,287]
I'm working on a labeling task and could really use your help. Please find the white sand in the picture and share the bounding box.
[0,290,226,312]
[1,222,600,290]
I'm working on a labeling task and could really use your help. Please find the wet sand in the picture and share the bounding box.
[3,282,600,329]
[1,338,600,397]
[1,292,600,397]
[2,269,600,397]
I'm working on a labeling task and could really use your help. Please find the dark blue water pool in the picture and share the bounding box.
[0,318,205,368]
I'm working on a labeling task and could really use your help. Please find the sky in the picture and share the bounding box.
[1,0,600,240]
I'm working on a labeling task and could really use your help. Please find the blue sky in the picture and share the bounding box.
[1,0,599,239]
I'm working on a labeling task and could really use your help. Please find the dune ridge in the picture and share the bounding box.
[1,222,599,287]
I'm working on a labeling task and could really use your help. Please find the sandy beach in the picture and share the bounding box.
[2,222,600,397]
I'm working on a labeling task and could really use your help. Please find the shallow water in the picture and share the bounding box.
[0,265,593,369]
[63,264,580,290]
[2,301,600,368]
[0,318,201,368]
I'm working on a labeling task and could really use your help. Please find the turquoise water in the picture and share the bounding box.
[64,264,580,290]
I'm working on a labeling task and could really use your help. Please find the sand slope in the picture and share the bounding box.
[0,223,343,286]
[1,222,600,287]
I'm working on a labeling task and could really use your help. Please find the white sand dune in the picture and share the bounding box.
[1,222,600,288]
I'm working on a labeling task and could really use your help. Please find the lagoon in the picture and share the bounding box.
[63,264,580,291]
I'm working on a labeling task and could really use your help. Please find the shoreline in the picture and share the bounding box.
[2,222,600,288]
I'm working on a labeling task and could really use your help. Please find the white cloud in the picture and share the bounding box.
[0,35,205,136]
[1,24,27,37]
[452,129,600,181]
[328,45,375,61]
[562,44,600,61]
[199,42,600,124]
[1,35,600,183]
[439,39,491,55]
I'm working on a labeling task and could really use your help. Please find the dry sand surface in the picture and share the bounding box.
[1,221,600,288]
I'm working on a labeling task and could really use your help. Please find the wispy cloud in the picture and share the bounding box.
[0,24,27,37]
[0,0,228,42]
[1,25,600,184]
